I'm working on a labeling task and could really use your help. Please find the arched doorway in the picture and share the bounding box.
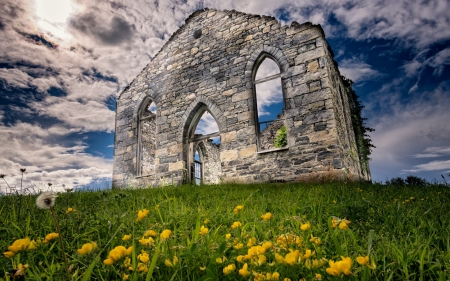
[187,106,221,185]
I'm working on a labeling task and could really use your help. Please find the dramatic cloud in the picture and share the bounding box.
[69,12,136,45]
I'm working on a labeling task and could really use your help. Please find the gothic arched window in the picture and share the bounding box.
[253,55,288,152]
[137,99,157,176]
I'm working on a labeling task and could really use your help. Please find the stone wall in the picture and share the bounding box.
[113,8,367,188]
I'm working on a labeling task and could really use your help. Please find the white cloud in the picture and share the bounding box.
[0,120,112,194]
[411,147,450,158]
[338,57,380,82]
[404,160,450,173]
[195,112,219,135]
[369,81,450,180]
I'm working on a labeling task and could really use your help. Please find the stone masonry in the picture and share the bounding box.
[113,8,369,188]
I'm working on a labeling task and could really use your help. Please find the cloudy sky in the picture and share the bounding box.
[1,0,449,192]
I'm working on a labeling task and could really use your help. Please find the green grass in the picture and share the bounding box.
[1,182,449,280]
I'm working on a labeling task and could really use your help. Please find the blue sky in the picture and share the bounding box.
[0,0,449,192]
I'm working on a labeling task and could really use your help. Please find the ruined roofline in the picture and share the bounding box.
[118,8,326,100]
[145,7,326,72]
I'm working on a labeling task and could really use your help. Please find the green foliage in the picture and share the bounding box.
[341,76,375,175]
[274,125,287,148]
[1,182,449,280]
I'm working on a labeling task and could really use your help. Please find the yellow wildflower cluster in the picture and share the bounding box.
[138,236,155,246]
[261,212,273,221]
[231,221,242,229]
[300,222,311,231]
[136,209,150,221]
[104,246,133,265]
[223,263,236,275]
[357,255,376,269]
[77,242,97,255]
[331,217,351,230]
[234,205,244,214]
[3,237,39,258]
[326,256,353,276]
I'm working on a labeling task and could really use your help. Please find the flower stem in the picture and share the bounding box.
[50,206,71,281]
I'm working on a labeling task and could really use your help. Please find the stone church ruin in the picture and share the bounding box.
[113,8,370,188]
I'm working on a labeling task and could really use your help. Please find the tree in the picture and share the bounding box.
[341,76,375,176]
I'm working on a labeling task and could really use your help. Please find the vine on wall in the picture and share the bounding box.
[341,76,375,176]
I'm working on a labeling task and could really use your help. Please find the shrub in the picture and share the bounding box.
[274,125,287,148]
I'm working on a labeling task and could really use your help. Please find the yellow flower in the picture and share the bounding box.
[283,279,291,281]
[238,263,250,277]
[7,237,31,253]
[262,241,273,250]
[309,234,322,245]
[164,256,178,267]
[77,242,98,255]
[136,209,149,221]
[216,257,224,264]
[300,222,311,231]
[234,243,244,250]
[272,272,280,280]
[253,254,267,266]
[223,263,236,275]
[284,250,300,266]
[137,263,148,272]
[339,221,348,230]
[315,273,323,280]
[104,246,133,265]
[66,207,77,214]
[143,230,157,237]
[138,251,150,263]
[247,237,257,247]
[104,258,114,265]
[304,249,314,259]
[234,205,244,214]
[225,233,232,239]
[122,234,132,241]
[236,255,245,263]
[275,253,285,264]
[123,274,129,280]
[27,240,40,251]
[331,217,338,228]
[160,229,172,240]
[231,221,242,229]
[43,233,59,243]
[356,255,369,266]
[326,256,352,276]
[13,264,29,278]
[199,225,209,236]
[3,251,15,258]
[124,257,131,267]
[204,219,210,224]
[261,212,273,221]
[200,266,206,271]
[138,236,154,246]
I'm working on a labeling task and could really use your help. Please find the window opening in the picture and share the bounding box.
[137,100,156,177]
[188,109,221,185]
[254,57,287,151]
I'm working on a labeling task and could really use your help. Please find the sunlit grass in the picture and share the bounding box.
[1,182,449,280]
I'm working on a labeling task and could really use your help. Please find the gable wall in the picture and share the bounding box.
[113,8,364,187]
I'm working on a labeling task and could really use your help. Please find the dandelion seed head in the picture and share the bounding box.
[36,192,58,209]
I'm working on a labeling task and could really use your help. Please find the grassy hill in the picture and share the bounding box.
[1,182,449,280]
